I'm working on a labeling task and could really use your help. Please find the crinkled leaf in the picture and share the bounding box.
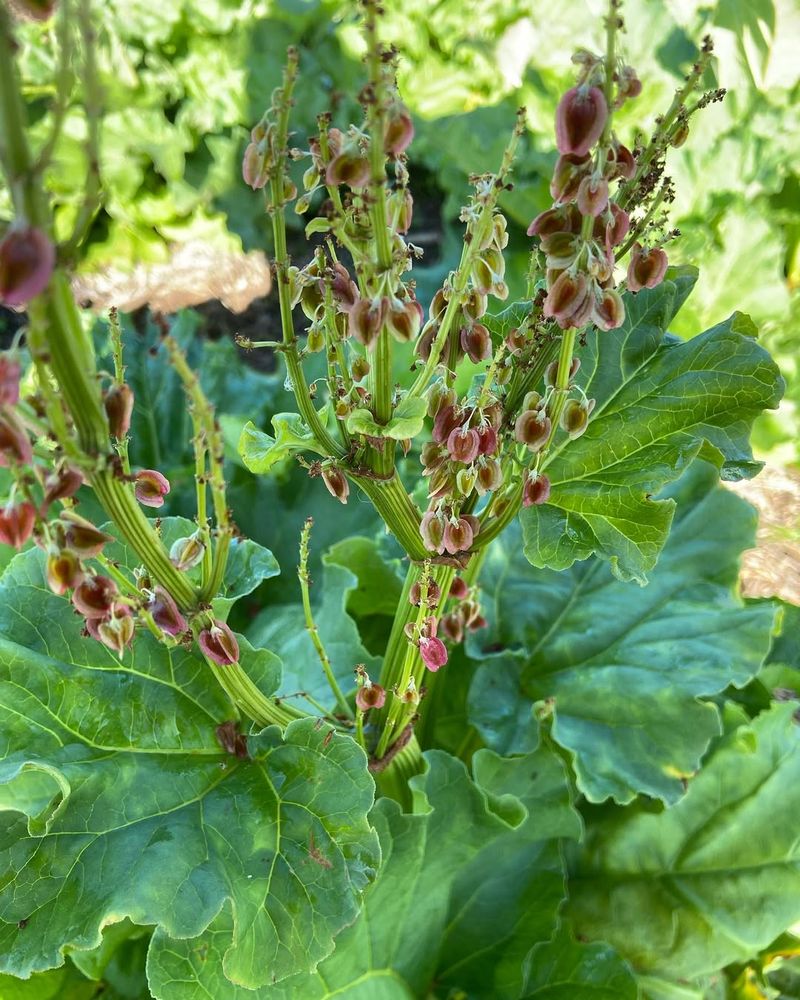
[247,561,382,710]
[238,412,325,474]
[345,408,386,438]
[469,463,777,803]
[567,701,800,981]
[346,397,427,440]
[148,747,579,999]
[520,269,783,582]
[484,299,535,345]
[0,548,378,987]
[521,928,638,999]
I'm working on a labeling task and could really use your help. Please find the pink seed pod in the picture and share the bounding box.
[449,577,469,600]
[146,586,188,637]
[46,549,84,595]
[550,153,592,202]
[627,243,669,292]
[440,611,464,644]
[443,516,474,555]
[446,426,480,465]
[322,466,349,504]
[432,404,463,445]
[329,262,359,312]
[592,289,626,331]
[419,635,448,672]
[386,298,423,343]
[514,410,551,452]
[60,511,113,558]
[420,510,446,555]
[73,575,118,618]
[0,226,55,306]
[476,457,503,494]
[355,681,387,712]
[0,354,21,406]
[104,384,134,440]
[462,289,488,321]
[10,0,59,21]
[476,424,498,456]
[0,408,33,467]
[460,322,492,363]
[543,271,592,330]
[348,297,385,348]
[242,141,270,190]
[326,146,371,189]
[605,204,630,253]
[560,398,594,439]
[577,176,609,218]
[42,466,83,510]
[198,621,240,666]
[134,469,170,509]
[426,382,456,420]
[617,65,642,102]
[610,143,636,180]
[523,472,552,507]
[0,501,36,549]
[555,86,608,157]
[384,107,415,155]
[96,604,135,657]
[409,578,441,608]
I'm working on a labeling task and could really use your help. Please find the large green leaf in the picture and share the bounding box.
[521,928,638,999]
[567,701,800,982]
[0,548,379,988]
[148,746,580,999]
[469,463,777,803]
[520,269,783,582]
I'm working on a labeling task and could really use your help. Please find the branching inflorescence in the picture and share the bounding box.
[0,0,724,767]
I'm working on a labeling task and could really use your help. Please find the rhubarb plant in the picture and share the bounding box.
[0,1,795,998]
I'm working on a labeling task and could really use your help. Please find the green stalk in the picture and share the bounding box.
[350,470,427,561]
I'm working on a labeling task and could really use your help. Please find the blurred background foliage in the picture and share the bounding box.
[2,0,798,457]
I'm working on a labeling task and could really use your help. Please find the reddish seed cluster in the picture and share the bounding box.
[528,54,667,331]
[0,226,55,307]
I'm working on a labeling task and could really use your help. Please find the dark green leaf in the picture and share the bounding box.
[521,928,638,999]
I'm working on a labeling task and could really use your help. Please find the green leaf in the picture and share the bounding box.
[345,407,386,438]
[346,397,428,440]
[484,299,534,345]
[567,701,800,982]
[520,270,783,582]
[0,963,100,1000]
[148,747,579,999]
[247,561,382,709]
[0,547,379,988]
[469,463,777,803]
[521,928,638,999]
[324,536,404,619]
[238,412,324,475]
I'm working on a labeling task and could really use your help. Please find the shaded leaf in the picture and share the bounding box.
[521,928,638,999]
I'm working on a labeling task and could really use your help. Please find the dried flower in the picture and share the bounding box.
[42,466,83,509]
[61,511,113,557]
[72,575,118,618]
[555,86,608,157]
[0,408,33,466]
[104,384,134,440]
[96,604,135,657]
[321,465,349,504]
[46,549,84,595]
[384,107,414,155]
[169,533,206,572]
[356,681,386,712]
[146,586,188,637]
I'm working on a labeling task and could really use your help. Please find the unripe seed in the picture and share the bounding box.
[198,620,240,666]
[0,501,36,549]
[0,226,55,306]
[134,469,170,509]
[73,575,118,618]
[104,384,134,440]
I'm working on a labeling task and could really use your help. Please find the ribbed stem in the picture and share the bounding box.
[351,470,427,561]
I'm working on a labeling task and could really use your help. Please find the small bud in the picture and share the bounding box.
[134,469,170,509]
[104,384,134,440]
[555,86,608,157]
[46,549,84,595]
[42,466,83,509]
[72,575,118,618]
[576,176,609,217]
[0,354,21,406]
[169,533,206,572]
[523,472,551,507]
[0,501,36,549]
[60,511,113,557]
[96,604,135,658]
[447,426,480,464]
[321,465,349,504]
[460,323,492,364]
[611,143,636,180]
[514,410,551,451]
[0,226,55,306]
[605,204,630,252]
[198,620,240,666]
[443,516,474,555]
[384,107,414,155]
[0,408,33,466]
[671,123,690,148]
[147,586,188,637]
[356,681,386,712]
[617,66,642,101]
[330,263,359,312]
[419,635,448,672]
[351,356,370,381]
[420,510,446,554]
[627,243,669,292]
